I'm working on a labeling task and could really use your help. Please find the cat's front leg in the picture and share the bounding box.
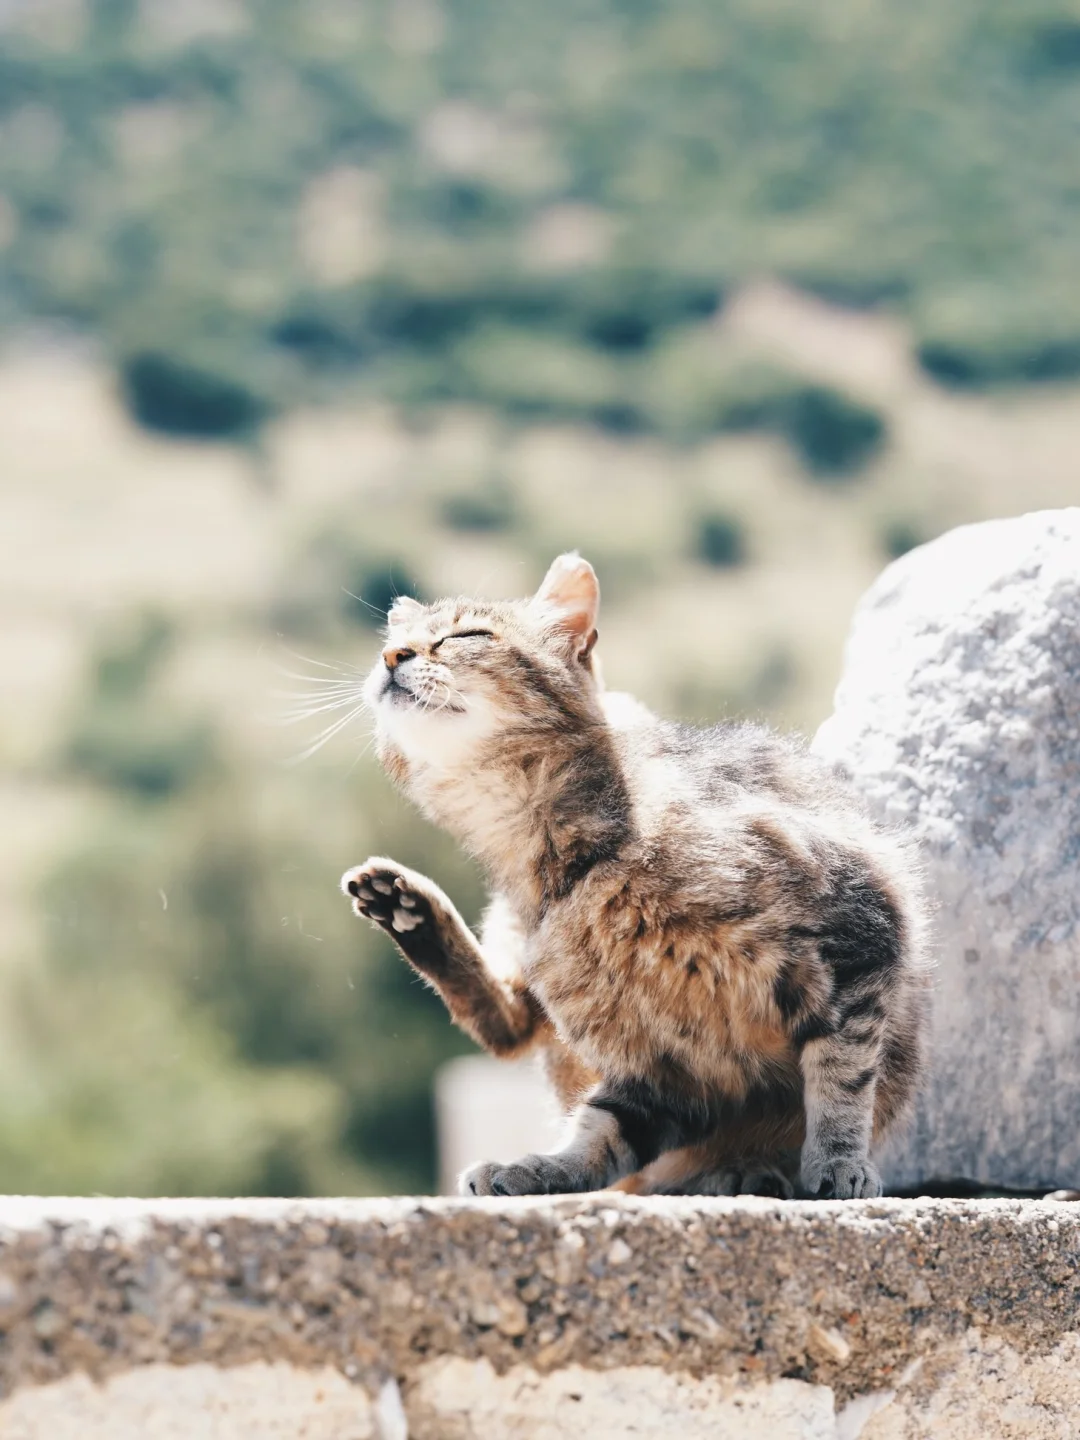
[799,1019,883,1200]
[461,1082,664,1196]
[341,857,540,1057]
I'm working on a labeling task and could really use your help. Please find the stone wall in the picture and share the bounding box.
[0,1195,1078,1437]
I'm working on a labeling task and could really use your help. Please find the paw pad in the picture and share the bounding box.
[341,861,429,937]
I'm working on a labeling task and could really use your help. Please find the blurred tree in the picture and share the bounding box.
[880,520,931,561]
[441,478,517,533]
[120,352,271,440]
[1,0,1075,443]
[64,613,217,799]
[21,609,481,1197]
[695,512,747,568]
[781,387,886,477]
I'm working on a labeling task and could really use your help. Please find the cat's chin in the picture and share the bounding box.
[375,694,501,772]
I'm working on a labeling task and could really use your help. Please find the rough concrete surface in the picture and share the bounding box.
[0,1362,375,1439]
[0,1196,1077,1437]
[814,508,1080,1191]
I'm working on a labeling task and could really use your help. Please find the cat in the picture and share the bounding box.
[341,554,931,1199]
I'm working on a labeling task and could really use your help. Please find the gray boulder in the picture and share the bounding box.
[814,508,1080,1191]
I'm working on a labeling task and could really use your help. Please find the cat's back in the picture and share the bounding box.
[609,708,922,930]
[664,718,841,808]
[608,705,847,825]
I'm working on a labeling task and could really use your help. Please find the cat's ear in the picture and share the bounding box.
[531,553,600,661]
[386,595,424,627]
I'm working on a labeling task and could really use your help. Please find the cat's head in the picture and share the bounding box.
[364,553,602,772]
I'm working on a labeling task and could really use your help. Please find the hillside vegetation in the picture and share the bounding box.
[4,0,1080,438]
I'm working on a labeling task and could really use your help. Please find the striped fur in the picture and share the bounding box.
[342,556,931,1199]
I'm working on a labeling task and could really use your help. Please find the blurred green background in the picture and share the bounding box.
[2,0,1079,1195]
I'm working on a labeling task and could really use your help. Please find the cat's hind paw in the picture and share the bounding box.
[692,1164,796,1199]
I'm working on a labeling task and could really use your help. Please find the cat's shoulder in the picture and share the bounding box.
[599,689,658,732]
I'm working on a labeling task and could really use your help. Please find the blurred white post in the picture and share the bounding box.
[434,1055,567,1196]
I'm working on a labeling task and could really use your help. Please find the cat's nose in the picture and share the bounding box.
[382,645,416,671]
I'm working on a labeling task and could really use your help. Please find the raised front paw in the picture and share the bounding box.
[801,1152,882,1200]
[460,1155,585,1197]
[341,857,434,937]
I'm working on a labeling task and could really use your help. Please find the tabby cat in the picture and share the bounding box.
[341,555,930,1198]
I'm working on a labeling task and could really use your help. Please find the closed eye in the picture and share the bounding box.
[431,629,495,651]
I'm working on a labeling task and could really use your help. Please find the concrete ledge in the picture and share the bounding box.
[0,1195,1076,1436]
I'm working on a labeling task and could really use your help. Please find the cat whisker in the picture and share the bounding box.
[437,673,468,707]
[276,692,367,725]
[275,687,364,708]
[344,732,377,777]
[284,700,370,765]
[274,668,366,689]
[341,588,388,623]
[416,675,445,707]
[430,682,467,714]
[279,646,366,676]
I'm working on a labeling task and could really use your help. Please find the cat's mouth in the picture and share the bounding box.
[383,673,421,707]
[381,670,465,715]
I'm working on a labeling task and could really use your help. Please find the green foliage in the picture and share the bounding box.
[561,271,722,353]
[270,526,432,638]
[447,326,641,430]
[917,326,1080,389]
[343,555,428,628]
[66,709,215,798]
[1017,17,1080,76]
[120,351,271,440]
[777,387,887,477]
[913,282,1080,388]
[63,613,216,798]
[27,725,482,1195]
[723,379,883,476]
[441,478,517,533]
[0,965,344,1198]
[880,519,929,561]
[695,512,747,568]
[650,338,887,471]
[93,612,173,700]
[1,0,1077,454]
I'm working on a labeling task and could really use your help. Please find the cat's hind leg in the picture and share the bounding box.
[461,1077,808,1199]
[610,1090,805,1198]
[614,1145,799,1199]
